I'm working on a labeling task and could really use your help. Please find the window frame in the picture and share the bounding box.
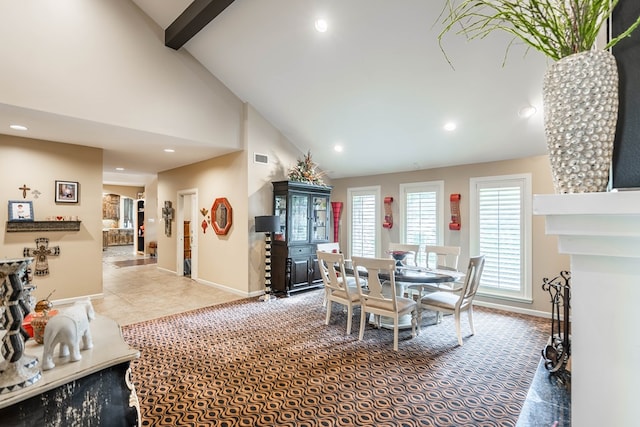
[347,186,381,259]
[469,174,532,303]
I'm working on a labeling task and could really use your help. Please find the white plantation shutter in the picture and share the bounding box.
[401,182,444,267]
[349,187,379,258]
[478,186,521,290]
[470,175,532,301]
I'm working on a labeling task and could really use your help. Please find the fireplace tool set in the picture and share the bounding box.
[541,270,571,380]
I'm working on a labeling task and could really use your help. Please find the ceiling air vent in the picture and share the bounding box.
[254,153,269,164]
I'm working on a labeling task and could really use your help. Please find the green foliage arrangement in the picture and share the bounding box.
[288,151,326,186]
[438,0,640,62]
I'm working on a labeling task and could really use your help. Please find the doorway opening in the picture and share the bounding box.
[102,193,139,262]
[177,189,198,279]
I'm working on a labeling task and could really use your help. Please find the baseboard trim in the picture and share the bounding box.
[474,300,551,319]
[194,277,252,298]
[52,293,103,307]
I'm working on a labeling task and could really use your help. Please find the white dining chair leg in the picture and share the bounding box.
[359,310,366,341]
[393,321,399,352]
[455,311,463,346]
[346,305,353,335]
[468,306,475,336]
[325,301,332,326]
[412,309,418,337]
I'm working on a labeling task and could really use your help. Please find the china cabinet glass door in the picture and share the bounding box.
[311,196,329,241]
[274,194,287,239]
[290,194,309,242]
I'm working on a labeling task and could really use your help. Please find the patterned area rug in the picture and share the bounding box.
[122,290,549,427]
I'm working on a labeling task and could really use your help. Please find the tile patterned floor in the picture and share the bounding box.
[94,245,243,326]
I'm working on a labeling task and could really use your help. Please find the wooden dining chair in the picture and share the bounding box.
[424,245,461,271]
[317,242,350,307]
[317,250,361,335]
[419,255,485,346]
[352,256,418,351]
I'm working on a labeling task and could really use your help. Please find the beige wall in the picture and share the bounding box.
[157,104,309,297]
[158,152,249,294]
[0,135,103,301]
[330,155,569,315]
[246,104,314,295]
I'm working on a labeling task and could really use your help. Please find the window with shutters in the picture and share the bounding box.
[470,174,532,302]
[348,186,380,258]
[399,181,444,267]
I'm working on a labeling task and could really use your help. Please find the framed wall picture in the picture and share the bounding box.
[55,180,79,203]
[8,200,34,222]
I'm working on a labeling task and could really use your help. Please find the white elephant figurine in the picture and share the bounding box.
[42,299,95,370]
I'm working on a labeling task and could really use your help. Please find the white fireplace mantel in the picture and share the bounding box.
[533,191,640,427]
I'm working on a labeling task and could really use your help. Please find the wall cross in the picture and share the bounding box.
[23,238,60,276]
[162,201,175,237]
[19,184,31,199]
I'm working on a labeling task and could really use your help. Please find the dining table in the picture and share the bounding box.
[341,264,464,329]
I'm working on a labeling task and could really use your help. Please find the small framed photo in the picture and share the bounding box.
[8,200,34,222]
[55,180,79,203]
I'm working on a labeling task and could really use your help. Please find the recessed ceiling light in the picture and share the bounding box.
[334,145,343,152]
[443,121,457,131]
[164,148,175,153]
[10,124,28,131]
[518,105,537,118]
[315,18,328,33]
[115,167,125,171]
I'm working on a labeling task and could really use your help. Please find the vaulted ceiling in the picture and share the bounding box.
[4,0,551,184]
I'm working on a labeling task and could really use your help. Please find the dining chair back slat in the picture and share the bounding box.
[424,245,461,271]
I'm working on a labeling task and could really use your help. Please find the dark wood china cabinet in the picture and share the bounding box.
[271,181,332,295]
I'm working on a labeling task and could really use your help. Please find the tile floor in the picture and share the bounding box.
[93,246,243,326]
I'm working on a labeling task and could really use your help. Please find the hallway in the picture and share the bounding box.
[93,245,242,326]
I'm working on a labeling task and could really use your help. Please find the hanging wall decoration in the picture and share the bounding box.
[383,197,394,229]
[162,201,174,237]
[200,208,209,234]
[211,198,232,235]
[18,184,31,199]
[23,238,60,276]
[55,180,79,203]
[449,194,461,230]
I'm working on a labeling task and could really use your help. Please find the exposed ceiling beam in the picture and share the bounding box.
[165,0,235,50]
